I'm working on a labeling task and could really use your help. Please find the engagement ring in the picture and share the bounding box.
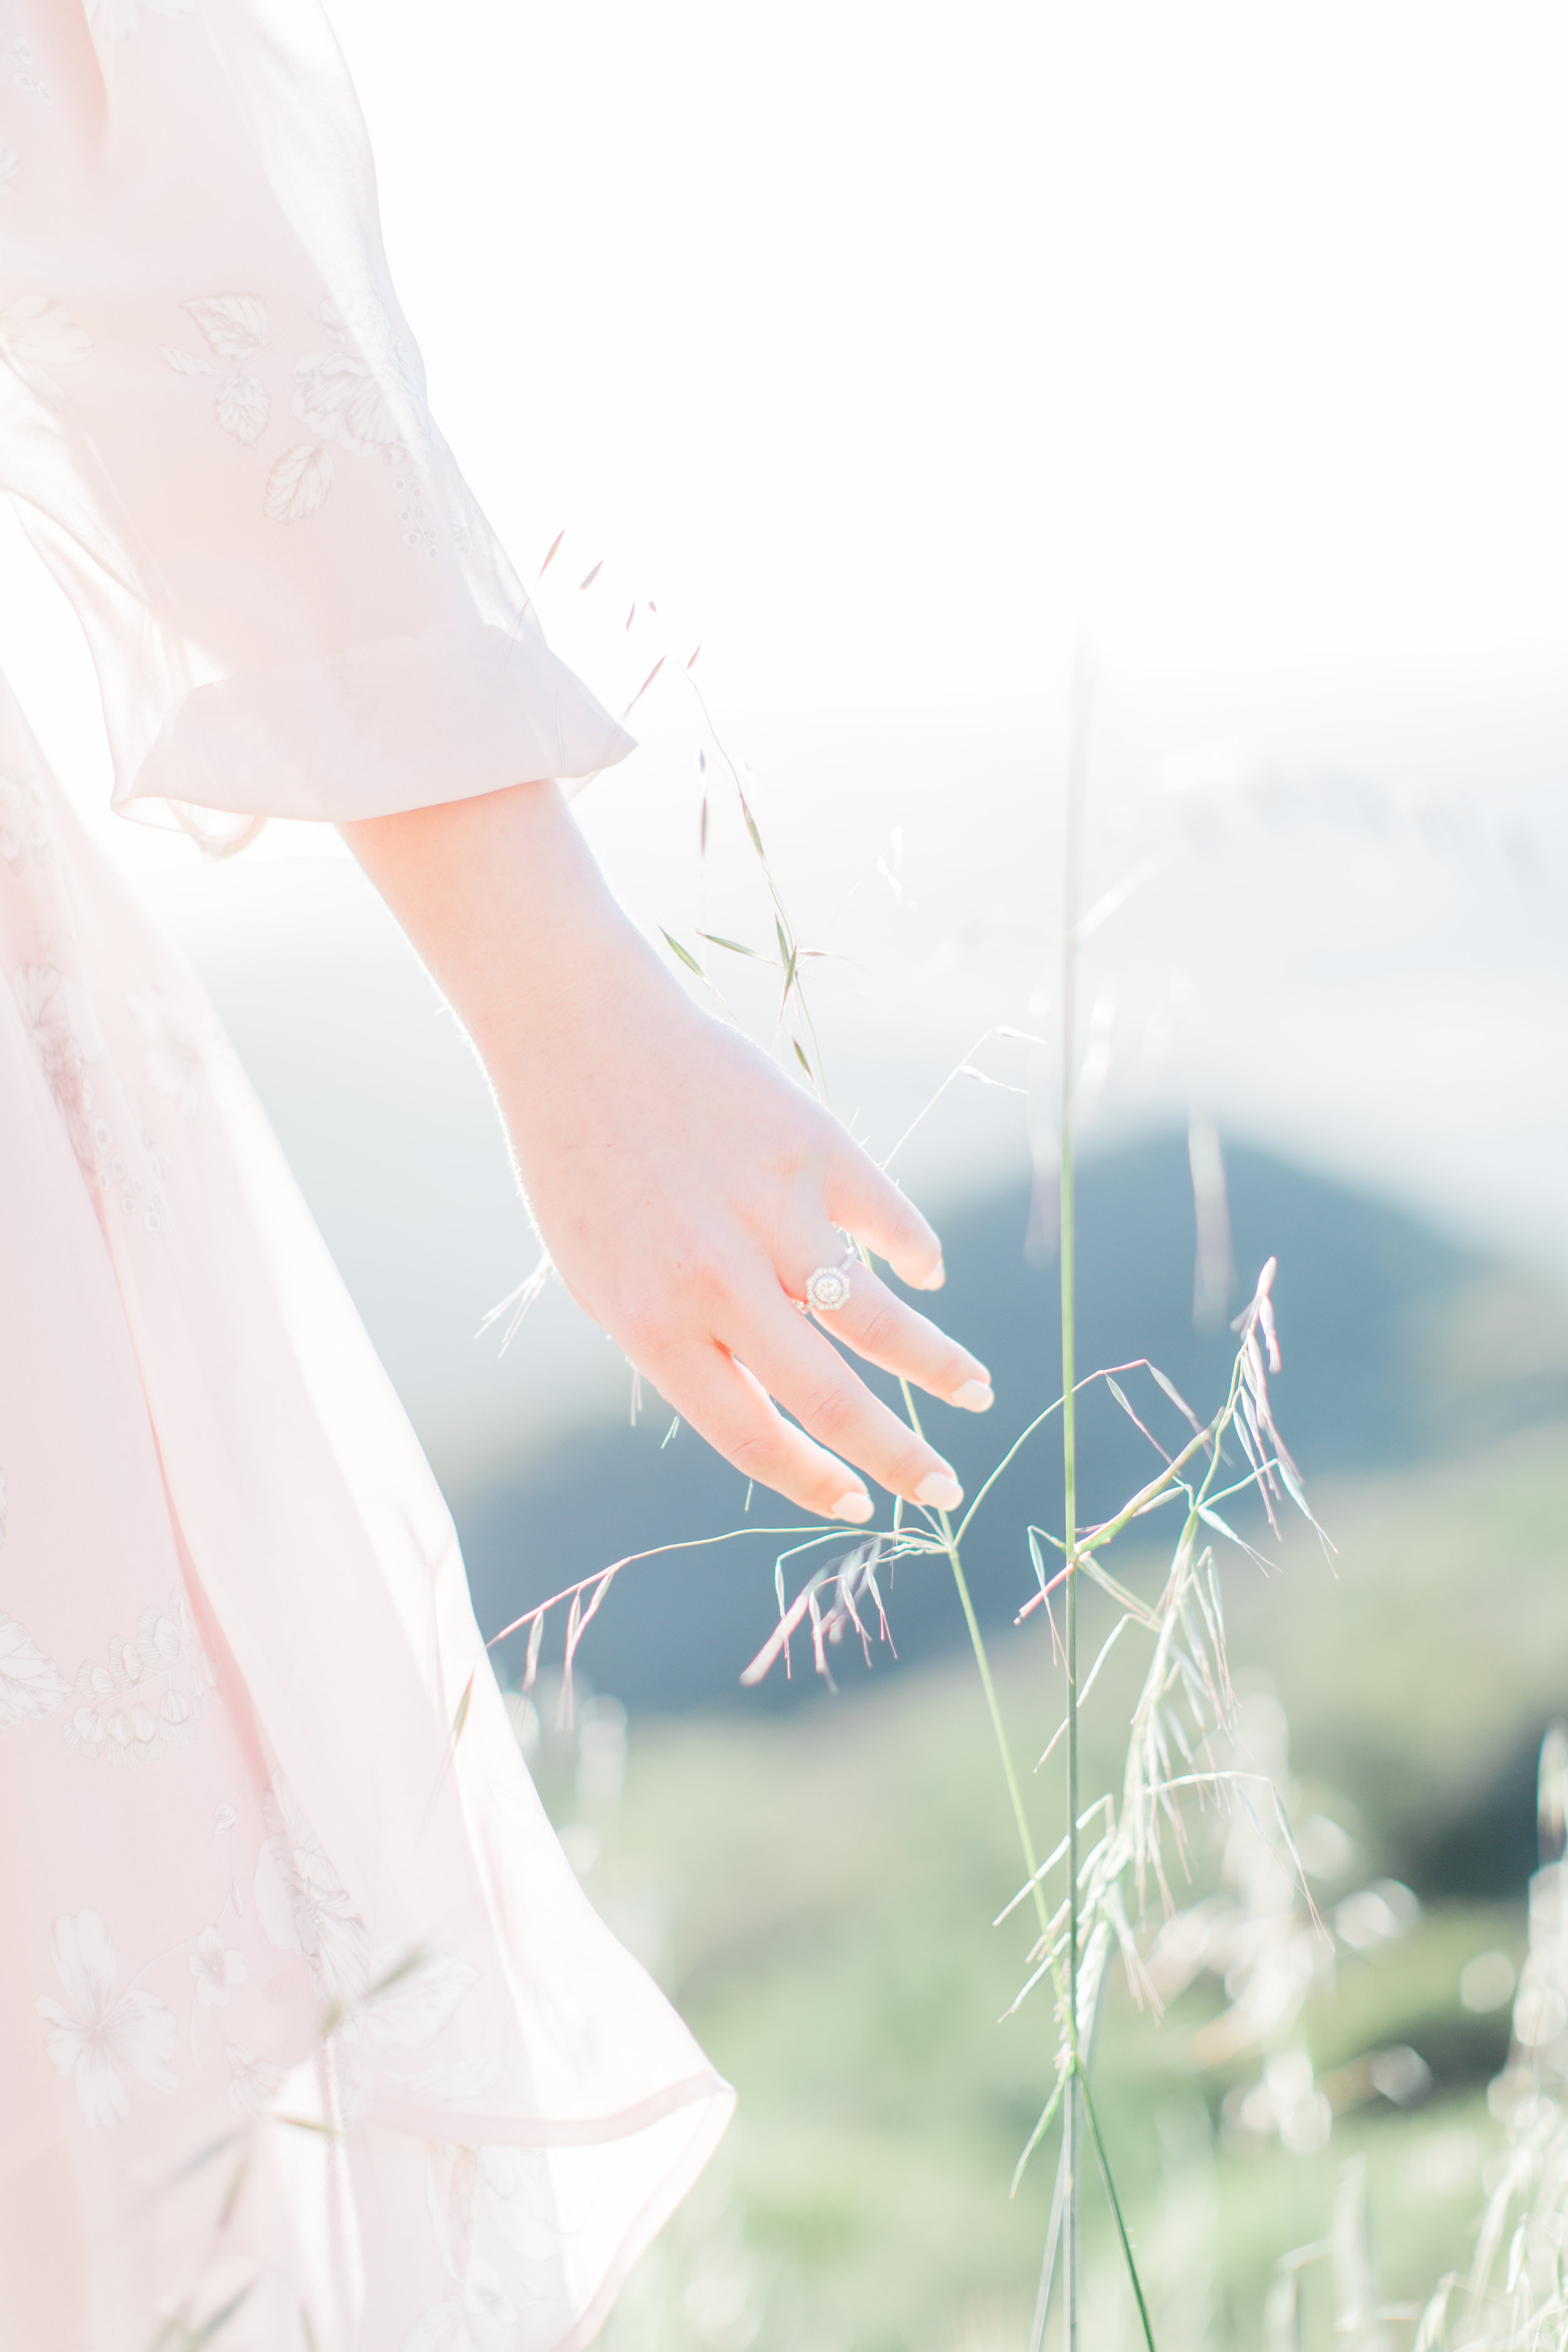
[805,1250,858,1313]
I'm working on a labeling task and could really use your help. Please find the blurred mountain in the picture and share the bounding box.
[453,1131,1568,1715]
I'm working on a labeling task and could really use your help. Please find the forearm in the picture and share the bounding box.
[339,780,661,1095]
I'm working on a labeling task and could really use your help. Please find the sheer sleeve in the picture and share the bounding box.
[0,0,631,848]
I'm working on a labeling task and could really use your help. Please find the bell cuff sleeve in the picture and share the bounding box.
[0,0,630,850]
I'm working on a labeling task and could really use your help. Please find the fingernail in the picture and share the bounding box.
[922,1262,946,1291]
[950,1379,994,1412]
[831,1491,875,1523]
[914,1470,964,1511]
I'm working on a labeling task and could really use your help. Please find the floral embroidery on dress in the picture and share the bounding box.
[14,961,172,1223]
[109,1122,170,1230]
[0,1609,70,1727]
[262,439,334,524]
[253,1790,480,2074]
[14,961,97,1178]
[36,1909,179,2129]
[405,2143,572,2352]
[127,983,211,1115]
[189,1924,246,2008]
[225,2042,285,2116]
[11,38,51,102]
[292,297,428,463]
[160,283,440,549]
[475,2145,564,2265]
[401,2262,517,2352]
[0,145,20,196]
[213,369,270,447]
[400,2299,474,2352]
[359,1943,478,2052]
[255,1788,371,2010]
[161,293,272,448]
[183,292,266,359]
[64,1587,216,1764]
[267,297,436,544]
[0,767,51,871]
[416,2145,569,2339]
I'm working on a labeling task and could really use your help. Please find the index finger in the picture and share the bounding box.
[825,1138,945,1292]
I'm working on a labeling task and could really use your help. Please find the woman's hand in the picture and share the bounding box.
[344,781,992,1522]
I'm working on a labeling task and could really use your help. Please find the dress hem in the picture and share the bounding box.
[550,2078,738,2352]
[366,2067,733,2151]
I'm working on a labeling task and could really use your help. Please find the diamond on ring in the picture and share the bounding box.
[805,1254,856,1314]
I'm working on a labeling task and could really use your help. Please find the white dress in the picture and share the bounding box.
[0,4,732,2347]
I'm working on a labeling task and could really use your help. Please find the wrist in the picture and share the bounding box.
[344,776,659,1069]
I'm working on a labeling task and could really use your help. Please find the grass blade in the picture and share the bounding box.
[1079,2067,1158,2351]
[659,928,707,980]
[1010,2072,1066,2196]
[697,932,764,960]
[623,655,665,718]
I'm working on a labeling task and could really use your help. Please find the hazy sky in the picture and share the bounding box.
[3,0,1564,1470]
[16,0,1568,803]
[326,0,1568,703]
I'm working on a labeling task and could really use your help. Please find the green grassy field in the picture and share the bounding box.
[518,1419,1568,2351]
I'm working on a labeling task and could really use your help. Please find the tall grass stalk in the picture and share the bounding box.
[1256,1725,1568,2352]
[487,590,1324,2347]
[659,659,1313,2348]
[1059,649,1090,2347]
[530,555,1568,2352]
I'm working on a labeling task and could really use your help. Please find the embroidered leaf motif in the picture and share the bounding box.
[289,295,430,463]
[292,344,400,457]
[263,443,333,525]
[184,293,268,362]
[1,296,90,364]
[0,1611,69,1727]
[160,345,211,377]
[213,371,270,447]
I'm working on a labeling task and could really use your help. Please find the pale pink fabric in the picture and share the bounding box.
[0,0,632,852]
[0,5,732,2348]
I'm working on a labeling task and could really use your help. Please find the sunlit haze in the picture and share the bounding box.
[3,0,1563,1467]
